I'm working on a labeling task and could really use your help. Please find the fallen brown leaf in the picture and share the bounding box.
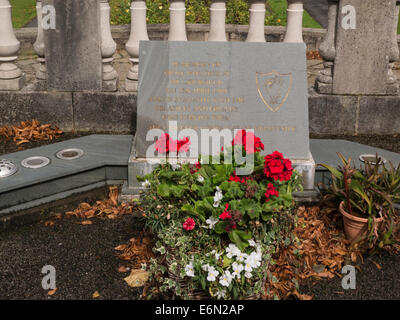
[124,269,149,288]
[80,220,93,225]
[371,260,382,270]
[48,288,57,296]
[44,220,55,227]
[115,244,127,251]
[0,120,63,146]
[118,266,129,273]
[92,291,100,298]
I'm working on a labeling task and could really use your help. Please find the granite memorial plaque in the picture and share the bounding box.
[134,41,310,161]
[333,0,398,95]
[43,0,102,91]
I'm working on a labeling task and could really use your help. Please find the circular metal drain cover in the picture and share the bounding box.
[21,156,50,169]
[359,154,386,165]
[56,148,84,160]
[0,159,18,178]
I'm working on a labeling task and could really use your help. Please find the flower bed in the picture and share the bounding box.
[137,130,304,299]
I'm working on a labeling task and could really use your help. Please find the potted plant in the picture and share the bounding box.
[321,153,398,245]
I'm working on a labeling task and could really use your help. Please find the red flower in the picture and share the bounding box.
[232,130,264,154]
[183,217,195,231]
[155,134,191,154]
[190,161,201,174]
[229,174,251,184]
[219,204,232,220]
[265,183,279,202]
[175,137,191,153]
[228,174,242,183]
[264,151,293,181]
[155,133,174,154]
[225,220,237,232]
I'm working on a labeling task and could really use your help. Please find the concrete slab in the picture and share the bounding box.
[311,139,400,168]
[0,135,132,193]
[1,135,399,216]
[0,135,132,214]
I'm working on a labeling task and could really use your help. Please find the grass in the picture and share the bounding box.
[10,0,36,28]
[268,0,321,29]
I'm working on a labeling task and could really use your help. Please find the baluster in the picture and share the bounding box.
[169,0,187,41]
[283,0,304,43]
[315,0,338,94]
[100,0,118,91]
[33,0,46,82]
[126,0,149,92]
[208,0,227,42]
[0,0,25,90]
[246,0,266,42]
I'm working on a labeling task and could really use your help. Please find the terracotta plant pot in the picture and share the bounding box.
[339,202,384,243]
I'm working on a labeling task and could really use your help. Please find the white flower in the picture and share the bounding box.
[226,244,240,259]
[141,180,150,188]
[213,187,223,207]
[205,216,219,229]
[245,271,252,279]
[244,261,253,273]
[231,262,244,279]
[197,175,205,183]
[185,262,195,277]
[244,252,262,272]
[248,239,256,247]
[215,289,226,299]
[202,264,210,272]
[249,252,262,268]
[171,163,181,171]
[219,270,233,287]
[215,251,222,260]
[206,250,215,257]
[207,267,219,282]
[235,251,248,263]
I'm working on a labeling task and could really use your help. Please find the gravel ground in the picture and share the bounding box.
[0,195,143,300]
[301,252,400,300]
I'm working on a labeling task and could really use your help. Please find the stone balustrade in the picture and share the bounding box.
[0,0,25,90]
[0,0,306,92]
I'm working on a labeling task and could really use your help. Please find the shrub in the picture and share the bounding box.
[110,0,285,26]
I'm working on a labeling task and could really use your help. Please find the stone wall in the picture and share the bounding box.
[1,89,400,136]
